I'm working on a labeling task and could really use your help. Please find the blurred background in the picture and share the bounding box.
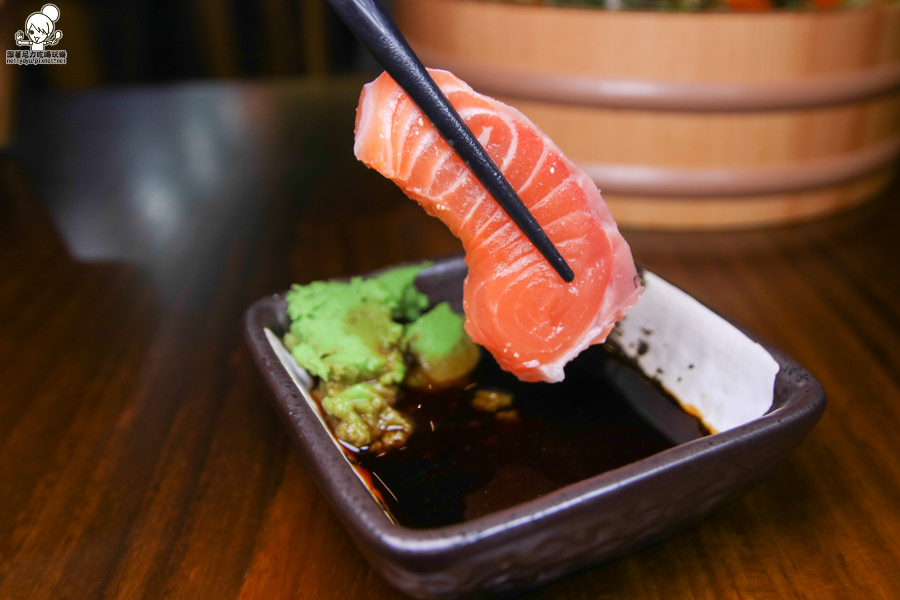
[2,0,367,96]
[2,0,898,231]
[0,0,384,268]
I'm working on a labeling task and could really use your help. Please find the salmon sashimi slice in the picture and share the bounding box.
[354,69,642,383]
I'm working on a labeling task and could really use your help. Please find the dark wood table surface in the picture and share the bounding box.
[2,75,899,599]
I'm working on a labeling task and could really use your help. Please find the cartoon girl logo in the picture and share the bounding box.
[15,4,63,52]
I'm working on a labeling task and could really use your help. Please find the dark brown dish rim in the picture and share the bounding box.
[243,255,826,599]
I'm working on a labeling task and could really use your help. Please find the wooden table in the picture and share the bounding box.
[2,76,899,599]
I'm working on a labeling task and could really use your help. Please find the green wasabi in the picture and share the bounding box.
[285,280,405,386]
[284,263,479,451]
[404,303,481,388]
[319,382,408,450]
[370,264,431,322]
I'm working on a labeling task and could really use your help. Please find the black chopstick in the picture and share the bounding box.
[327,0,575,283]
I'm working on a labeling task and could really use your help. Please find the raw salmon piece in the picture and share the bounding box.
[354,69,642,383]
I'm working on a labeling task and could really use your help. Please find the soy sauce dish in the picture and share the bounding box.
[243,255,825,599]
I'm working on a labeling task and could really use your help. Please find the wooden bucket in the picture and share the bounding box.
[394,0,900,229]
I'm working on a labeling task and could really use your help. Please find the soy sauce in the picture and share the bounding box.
[354,346,708,529]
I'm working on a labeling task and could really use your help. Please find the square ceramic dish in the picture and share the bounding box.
[243,255,825,599]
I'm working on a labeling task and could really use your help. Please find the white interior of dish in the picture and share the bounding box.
[609,271,779,433]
